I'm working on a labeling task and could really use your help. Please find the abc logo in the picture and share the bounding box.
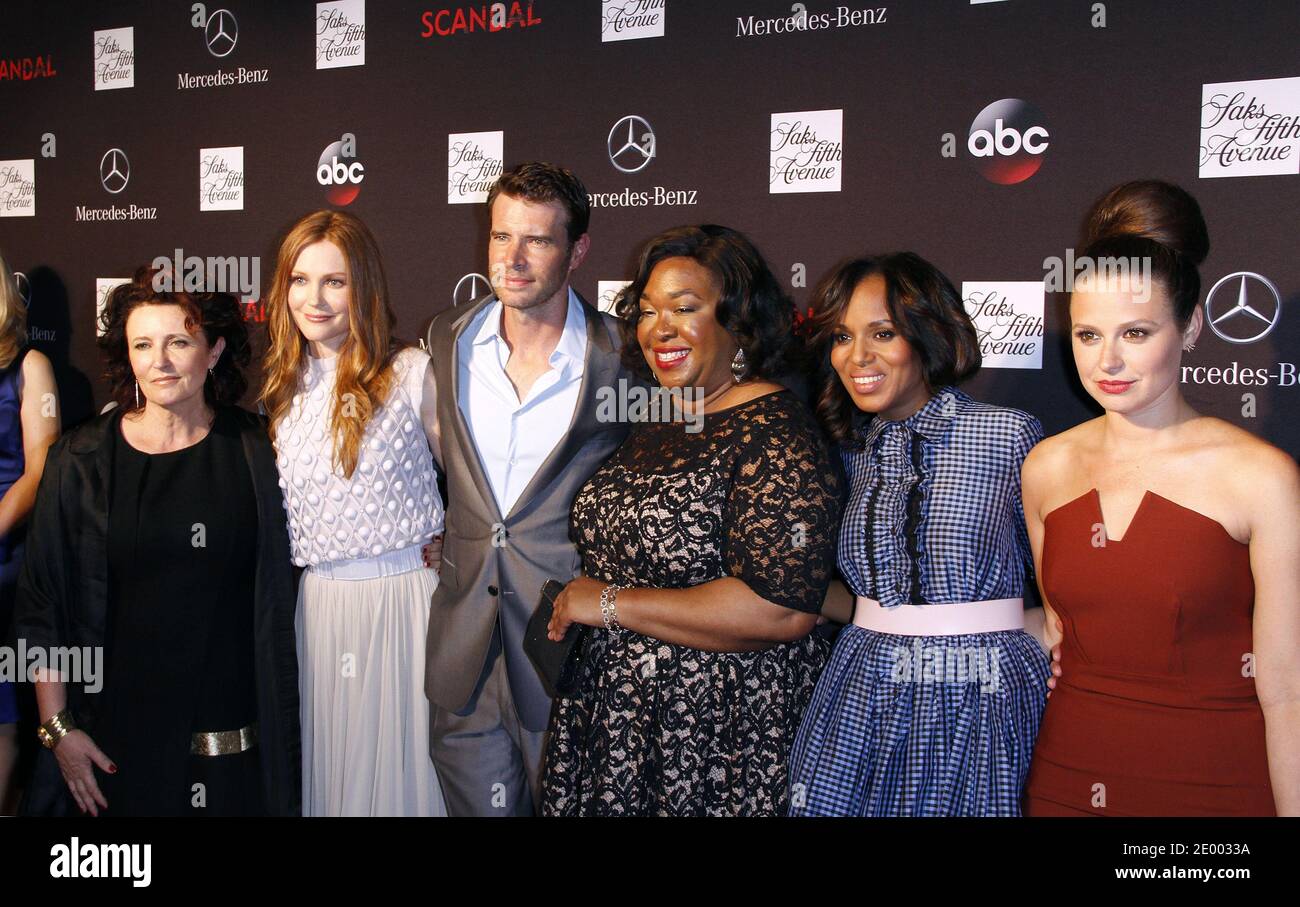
[316,132,364,205]
[966,99,1050,185]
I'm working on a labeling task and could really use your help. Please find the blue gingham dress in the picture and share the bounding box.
[788,388,1050,816]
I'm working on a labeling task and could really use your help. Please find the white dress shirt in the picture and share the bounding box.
[457,287,587,517]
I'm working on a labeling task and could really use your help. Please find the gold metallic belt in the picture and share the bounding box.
[190,724,258,756]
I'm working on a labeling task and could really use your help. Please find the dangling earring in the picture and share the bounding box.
[208,366,216,381]
[1183,341,1196,353]
[134,381,140,409]
[731,347,748,384]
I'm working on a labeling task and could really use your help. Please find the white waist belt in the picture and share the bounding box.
[852,596,1024,636]
[308,544,426,581]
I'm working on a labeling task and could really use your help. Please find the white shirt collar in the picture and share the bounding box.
[469,287,587,369]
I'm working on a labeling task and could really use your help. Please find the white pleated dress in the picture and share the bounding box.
[275,347,447,816]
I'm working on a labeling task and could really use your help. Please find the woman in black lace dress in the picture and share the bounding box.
[541,226,843,816]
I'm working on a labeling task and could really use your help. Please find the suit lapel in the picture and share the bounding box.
[444,294,505,524]
[505,293,617,522]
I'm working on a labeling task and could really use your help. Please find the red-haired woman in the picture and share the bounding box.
[263,211,446,816]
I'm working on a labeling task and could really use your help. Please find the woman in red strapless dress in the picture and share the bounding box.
[1021,180,1298,817]
[1025,489,1274,815]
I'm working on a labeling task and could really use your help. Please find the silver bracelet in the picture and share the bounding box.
[599,584,626,630]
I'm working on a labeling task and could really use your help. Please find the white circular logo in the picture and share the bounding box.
[13,271,30,308]
[100,148,130,194]
[453,272,491,307]
[608,115,656,174]
[205,9,238,58]
[1204,272,1281,345]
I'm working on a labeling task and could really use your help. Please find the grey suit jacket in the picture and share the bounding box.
[424,291,634,731]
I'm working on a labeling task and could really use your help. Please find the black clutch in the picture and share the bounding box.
[523,579,589,699]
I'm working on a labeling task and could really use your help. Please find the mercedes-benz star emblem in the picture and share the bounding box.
[14,271,31,308]
[607,115,656,174]
[1204,272,1282,345]
[100,148,130,194]
[205,9,238,58]
[453,273,491,307]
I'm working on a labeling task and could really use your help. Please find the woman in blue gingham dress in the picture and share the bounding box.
[788,253,1052,816]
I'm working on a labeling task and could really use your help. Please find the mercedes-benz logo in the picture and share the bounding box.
[453,272,490,307]
[13,271,30,308]
[1204,272,1281,345]
[100,148,130,194]
[607,115,656,174]
[205,9,238,58]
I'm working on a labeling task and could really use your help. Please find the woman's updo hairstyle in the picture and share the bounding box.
[1078,179,1209,328]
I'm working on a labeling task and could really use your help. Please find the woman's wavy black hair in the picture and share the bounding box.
[98,265,251,412]
[613,225,795,382]
[805,252,981,447]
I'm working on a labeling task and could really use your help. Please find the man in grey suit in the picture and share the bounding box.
[424,162,634,816]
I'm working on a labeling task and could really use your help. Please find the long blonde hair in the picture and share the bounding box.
[0,252,27,370]
[261,211,398,479]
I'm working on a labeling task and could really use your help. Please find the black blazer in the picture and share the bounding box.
[11,406,301,816]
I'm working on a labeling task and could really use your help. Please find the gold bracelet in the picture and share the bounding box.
[36,709,76,750]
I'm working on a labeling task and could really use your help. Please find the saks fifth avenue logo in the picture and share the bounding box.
[178,5,270,89]
[317,0,366,69]
[961,281,1045,369]
[598,280,631,314]
[0,160,36,218]
[420,2,542,37]
[770,109,842,194]
[0,54,57,81]
[602,0,665,42]
[1199,77,1300,178]
[200,147,244,211]
[737,4,886,37]
[1204,272,1282,345]
[965,99,1050,185]
[93,27,134,91]
[317,133,365,206]
[448,131,503,204]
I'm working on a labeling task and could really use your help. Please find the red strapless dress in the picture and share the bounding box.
[1025,489,1274,816]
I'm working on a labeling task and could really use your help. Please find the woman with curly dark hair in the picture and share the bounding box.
[540,225,844,815]
[787,252,1052,816]
[10,266,300,816]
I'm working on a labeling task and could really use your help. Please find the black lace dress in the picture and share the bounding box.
[541,390,844,816]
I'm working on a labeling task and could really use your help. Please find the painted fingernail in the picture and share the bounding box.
[109,764,118,773]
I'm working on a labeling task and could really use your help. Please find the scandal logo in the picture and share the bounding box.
[421,2,542,37]
[317,0,366,69]
[602,0,665,42]
[0,161,36,217]
[0,55,57,81]
[770,110,842,193]
[448,131,503,204]
[93,27,134,90]
[1199,78,1300,178]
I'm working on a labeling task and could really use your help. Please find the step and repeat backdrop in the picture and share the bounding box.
[1,0,1296,452]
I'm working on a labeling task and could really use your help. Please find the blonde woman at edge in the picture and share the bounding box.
[262,211,446,816]
[0,255,59,814]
